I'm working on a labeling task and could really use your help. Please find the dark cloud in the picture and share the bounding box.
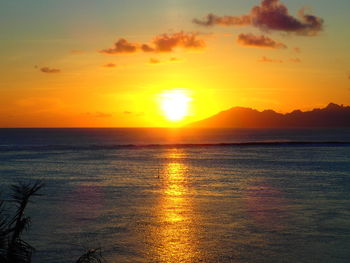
[293,47,301,53]
[100,32,205,55]
[103,63,117,68]
[40,67,61,73]
[237,33,287,48]
[100,38,138,54]
[194,0,323,35]
[141,44,155,52]
[193,13,251,27]
[251,0,323,35]
[151,32,205,52]
[258,56,283,63]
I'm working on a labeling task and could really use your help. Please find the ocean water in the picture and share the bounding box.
[0,128,349,263]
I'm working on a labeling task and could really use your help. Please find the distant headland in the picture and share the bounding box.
[189,103,350,128]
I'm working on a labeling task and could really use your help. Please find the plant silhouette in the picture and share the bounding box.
[0,182,105,263]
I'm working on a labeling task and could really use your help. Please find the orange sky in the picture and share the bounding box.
[1,0,349,127]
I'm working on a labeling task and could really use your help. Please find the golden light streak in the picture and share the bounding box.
[152,148,200,263]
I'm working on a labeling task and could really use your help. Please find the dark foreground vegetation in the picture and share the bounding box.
[0,182,105,263]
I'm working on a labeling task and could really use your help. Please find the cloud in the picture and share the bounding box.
[258,56,283,63]
[152,32,205,52]
[193,13,251,27]
[193,0,323,35]
[103,63,117,68]
[141,44,155,52]
[149,58,161,64]
[100,32,205,55]
[71,50,85,54]
[237,33,287,48]
[251,1,323,35]
[100,38,138,54]
[148,57,183,65]
[95,112,112,118]
[293,47,301,53]
[169,57,181,62]
[289,58,301,63]
[40,67,61,73]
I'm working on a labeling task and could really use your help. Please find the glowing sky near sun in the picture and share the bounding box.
[0,0,349,127]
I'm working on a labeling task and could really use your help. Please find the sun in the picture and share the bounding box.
[159,90,191,122]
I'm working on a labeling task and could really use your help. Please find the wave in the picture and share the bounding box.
[0,141,349,151]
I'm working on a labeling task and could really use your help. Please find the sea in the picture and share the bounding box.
[0,128,349,263]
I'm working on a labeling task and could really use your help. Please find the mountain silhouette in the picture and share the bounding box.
[189,103,350,128]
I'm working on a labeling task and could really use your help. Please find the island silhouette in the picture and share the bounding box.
[189,103,350,128]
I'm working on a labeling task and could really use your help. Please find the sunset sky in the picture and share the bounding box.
[1,0,349,127]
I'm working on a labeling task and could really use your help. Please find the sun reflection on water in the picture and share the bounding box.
[153,148,199,263]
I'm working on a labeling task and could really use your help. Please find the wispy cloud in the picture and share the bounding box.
[149,58,161,64]
[103,63,117,68]
[293,47,301,53]
[289,58,301,63]
[193,0,323,36]
[193,13,251,27]
[237,33,287,49]
[70,50,85,54]
[258,56,283,63]
[40,67,61,73]
[100,32,205,55]
[147,57,183,65]
[169,57,181,62]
